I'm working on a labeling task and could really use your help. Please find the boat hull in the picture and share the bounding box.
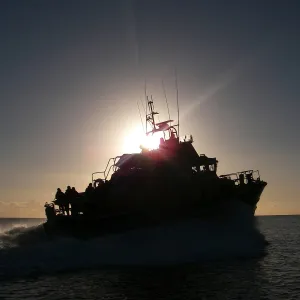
[43,185,265,239]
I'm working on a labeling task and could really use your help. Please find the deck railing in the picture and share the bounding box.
[92,156,121,182]
[219,169,261,185]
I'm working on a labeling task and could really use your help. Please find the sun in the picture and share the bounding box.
[122,127,162,153]
[141,133,161,151]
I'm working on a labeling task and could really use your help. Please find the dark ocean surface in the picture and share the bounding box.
[0,215,299,300]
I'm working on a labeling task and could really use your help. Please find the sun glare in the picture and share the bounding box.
[122,127,162,153]
[141,134,161,151]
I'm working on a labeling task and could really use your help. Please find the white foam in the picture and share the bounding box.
[0,201,267,280]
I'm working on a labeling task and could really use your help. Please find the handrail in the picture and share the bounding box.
[105,165,115,180]
[220,169,259,177]
[236,170,254,175]
[92,171,105,182]
[219,173,238,178]
[219,169,261,184]
[104,157,114,175]
[91,155,121,182]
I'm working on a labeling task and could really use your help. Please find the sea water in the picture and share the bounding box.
[0,214,299,300]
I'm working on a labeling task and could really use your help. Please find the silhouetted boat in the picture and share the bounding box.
[43,95,267,239]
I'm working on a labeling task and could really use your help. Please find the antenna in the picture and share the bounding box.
[137,101,145,132]
[139,96,146,115]
[162,80,171,121]
[175,68,180,138]
[144,79,147,134]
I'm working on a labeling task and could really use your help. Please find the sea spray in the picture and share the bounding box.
[0,201,267,281]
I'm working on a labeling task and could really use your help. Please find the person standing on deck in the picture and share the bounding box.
[85,183,94,200]
[55,188,65,215]
[70,186,79,216]
[64,186,72,216]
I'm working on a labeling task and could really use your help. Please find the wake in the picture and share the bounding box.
[0,201,268,281]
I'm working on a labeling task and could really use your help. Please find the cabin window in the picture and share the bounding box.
[199,165,215,172]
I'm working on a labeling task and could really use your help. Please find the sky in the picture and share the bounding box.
[0,0,299,217]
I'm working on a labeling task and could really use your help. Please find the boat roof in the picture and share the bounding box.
[115,154,136,168]
[115,153,151,169]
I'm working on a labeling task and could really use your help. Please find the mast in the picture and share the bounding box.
[146,95,159,135]
[143,81,178,141]
[175,68,180,139]
[144,80,148,135]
